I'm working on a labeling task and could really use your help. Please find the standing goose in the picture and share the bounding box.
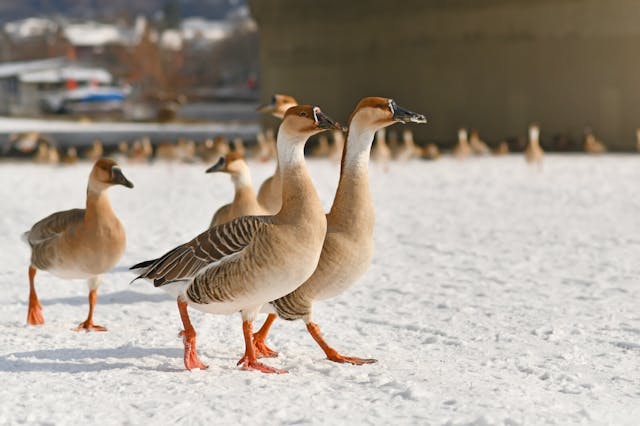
[131,105,339,373]
[525,124,544,167]
[469,129,490,155]
[256,94,299,214]
[372,128,391,172]
[253,97,427,364]
[453,128,472,158]
[23,158,133,330]
[207,152,267,227]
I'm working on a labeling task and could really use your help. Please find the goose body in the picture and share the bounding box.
[584,133,606,154]
[254,97,427,365]
[131,105,338,373]
[23,158,134,330]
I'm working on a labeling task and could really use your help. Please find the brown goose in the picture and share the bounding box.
[525,124,544,167]
[207,152,267,227]
[256,94,299,214]
[131,105,339,373]
[253,97,427,364]
[23,158,133,330]
[453,128,472,158]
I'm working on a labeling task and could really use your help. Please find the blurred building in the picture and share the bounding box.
[250,0,640,150]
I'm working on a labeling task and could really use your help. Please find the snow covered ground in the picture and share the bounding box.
[1,155,639,425]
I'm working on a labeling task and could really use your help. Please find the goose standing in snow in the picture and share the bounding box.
[525,124,544,167]
[252,97,427,364]
[131,105,339,373]
[493,141,509,156]
[583,130,607,154]
[256,94,299,214]
[207,152,267,227]
[469,129,490,155]
[23,158,133,330]
[372,128,391,171]
[453,128,472,158]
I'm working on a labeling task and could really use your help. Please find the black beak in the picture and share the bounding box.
[205,157,226,173]
[111,166,134,188]
[391,100,427,124]
[257,96,276,113]
[314,109,341,130]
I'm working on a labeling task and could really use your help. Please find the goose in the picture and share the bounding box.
[256,94,300,214]
[252,97,427,364]
[525,124,544,166]
[311,134,330,157]
[23,158,133,330]
[387,129,400,158]
[84,139,104,162]
[453,128,472,158]
[469,129,490,155]
[372,128,391,171]
[198,137,230,163]
[584,131,607,154]
[636,129,640,152]
[232,137,246,157]
[207,152,267,227]
[396,128,421,161]
[61,147,78,165]
[493,141,509,156]
[329,129,345,163]
[130,105,339,373]
[421,143,440,160]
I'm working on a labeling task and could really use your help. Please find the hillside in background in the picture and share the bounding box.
[0,0,245,23]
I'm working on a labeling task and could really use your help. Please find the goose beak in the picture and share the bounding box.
[257,100,276,114]
[314,109,341,130]
[205,157,226,173]
[392,102,427,124]
[111,166,134,188]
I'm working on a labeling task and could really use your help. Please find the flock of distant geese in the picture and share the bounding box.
[13,93,618,374]
[2,97,622,170]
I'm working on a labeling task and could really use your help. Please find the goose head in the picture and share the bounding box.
[458,128,468,142]
[89,158,134,192]
[280,105,341,139]
[529,124,540,141]
[205,152,248,176]
[258,94,299,119]
[349,97,426,134]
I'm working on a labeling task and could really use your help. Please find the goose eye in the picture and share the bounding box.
[299,111,307,117]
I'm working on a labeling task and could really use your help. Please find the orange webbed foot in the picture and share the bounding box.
[326,351,377,365]
[179,330,208,370]
[74,321,107,332]
[253,337,278,358]
[27,302,44,326]
[237,356,287,374]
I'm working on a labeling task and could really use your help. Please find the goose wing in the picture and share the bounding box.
[24,209,85,246]
[131,215,270,287]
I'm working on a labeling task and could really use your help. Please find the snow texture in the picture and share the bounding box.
[1,155,639,425]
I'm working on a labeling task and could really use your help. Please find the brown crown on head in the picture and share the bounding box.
[347,97,391,124]
[94,158,118,171]
[225,152,244,163]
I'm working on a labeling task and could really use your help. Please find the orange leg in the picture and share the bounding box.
[27,266,44,325]
[75,289,107,332]
[306,322,377,365]
[177,298,207,370]
[252,313,279,358]
[237,320,287,374]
